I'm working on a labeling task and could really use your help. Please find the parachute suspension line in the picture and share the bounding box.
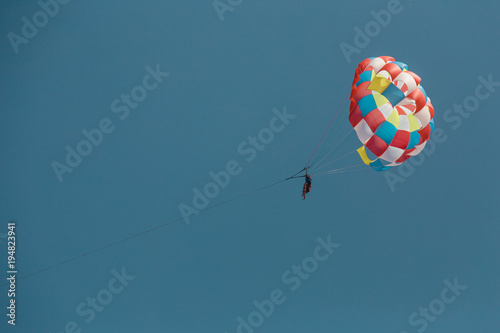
[311,163,367,176]
[311,149,357,173]
[324,164,367,174]
[317,168,366,176]
[326,163,366,173]
[285,167,309,180]
[310,124,353,169]
[309,103,351,166]
[312,128,355,169]
[306,98,350,168]
[305,90,351,168]
[309,127,356,171]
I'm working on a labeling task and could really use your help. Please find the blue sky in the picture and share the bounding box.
[1,0,499,332]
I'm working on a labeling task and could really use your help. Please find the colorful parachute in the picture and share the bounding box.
[349,56,435,171]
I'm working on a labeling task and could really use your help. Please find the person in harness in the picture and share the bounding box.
[302,174,312,200]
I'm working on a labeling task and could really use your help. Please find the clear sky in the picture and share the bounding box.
[1,0,499,332]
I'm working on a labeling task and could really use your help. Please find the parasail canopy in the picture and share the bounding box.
[349,56,435,171]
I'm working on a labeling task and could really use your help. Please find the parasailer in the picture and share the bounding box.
[301,174,312,200]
